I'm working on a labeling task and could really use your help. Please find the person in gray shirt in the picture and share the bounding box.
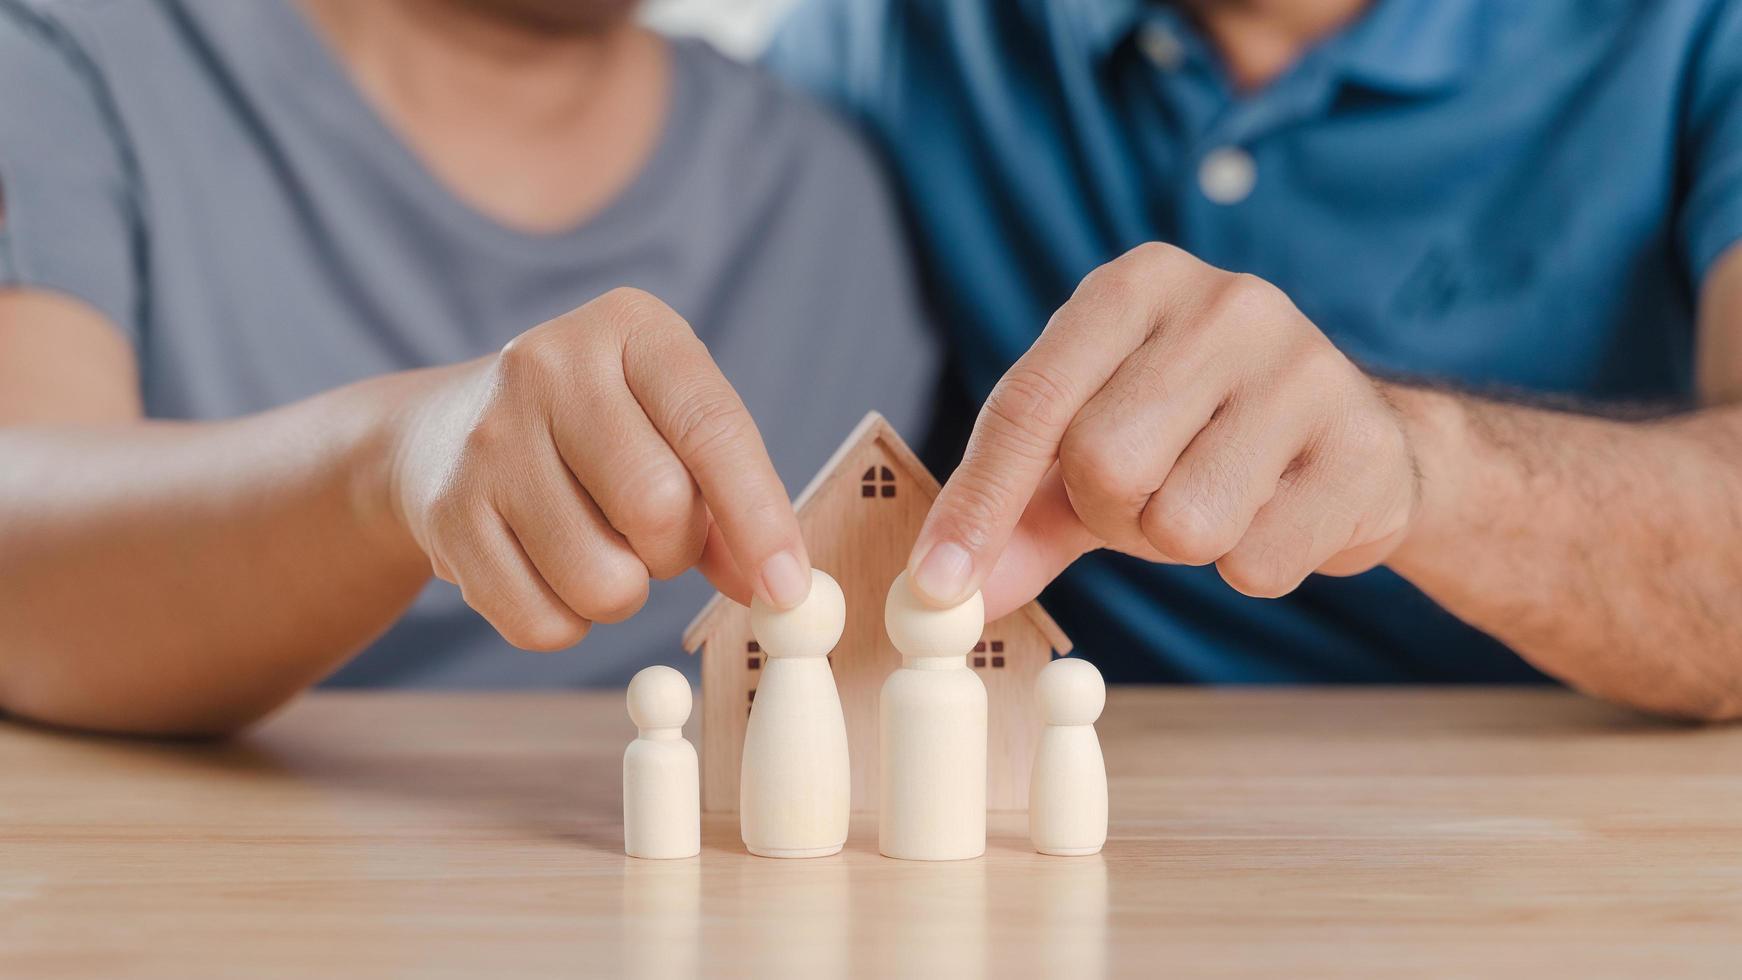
[0,0,938,732]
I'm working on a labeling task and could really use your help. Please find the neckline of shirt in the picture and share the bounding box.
[255,0,702,259]
[1084,0,1491,100]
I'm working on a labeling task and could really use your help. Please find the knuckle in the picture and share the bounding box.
[616,466,701,541]
[723,497,801,572]
[1217,542,1303,599]
[643,534,706,581]
[593,286,687,342]
[981,364,1078,454]
[1121,240,1186,273]
[462,583,588,653]
[578,563,651,624]
[1059,430,1146,505]
[597,285,663,315]
[1144,493,1235,566]
[665,384,753,463]
[1225,272,1284,310]
[502,613,591,653]
[733,493,792,537]
[424,484,485,540]
[498,329,568,383]
[1075,260,1145,312]
[934,476,1019,554]
[1288,342,1351,389]
[1078,243,1187,309]
[1206,272,1288,331]
[460,413,514,460]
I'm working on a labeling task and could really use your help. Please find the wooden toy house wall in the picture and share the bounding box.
[686,413,1071,813]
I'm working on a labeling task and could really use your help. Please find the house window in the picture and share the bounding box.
[861,465,896,499]
[971,639,1005,668]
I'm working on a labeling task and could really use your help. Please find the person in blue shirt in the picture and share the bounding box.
[768,0,1742,718]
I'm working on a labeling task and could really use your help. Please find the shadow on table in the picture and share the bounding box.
[0,711,292,775]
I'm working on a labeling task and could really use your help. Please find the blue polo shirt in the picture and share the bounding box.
[768,0,1742,683]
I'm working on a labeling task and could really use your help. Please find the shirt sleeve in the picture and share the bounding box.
[0,1,142,344]
[764,0,940,440]
[1681,0,1742,286]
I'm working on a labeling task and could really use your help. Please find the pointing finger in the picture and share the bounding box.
[608,289,812,611]
[907,246,1175,606]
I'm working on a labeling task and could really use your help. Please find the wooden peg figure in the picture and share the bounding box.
[1029,657,1107,856]
[879,570,987,861]
[740,568,852,858]
[623,665,701,859]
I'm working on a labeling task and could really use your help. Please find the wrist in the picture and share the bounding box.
[1379,382,1473,575]
[344,362,476,564]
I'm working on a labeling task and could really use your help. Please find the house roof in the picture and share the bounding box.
[682,411,1073,655]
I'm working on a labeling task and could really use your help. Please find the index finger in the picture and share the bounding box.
[906,245,1172,606]
[613,291,812,610]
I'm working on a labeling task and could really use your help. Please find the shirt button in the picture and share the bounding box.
[1199,147,1257,204]
[1136,22,1185,71]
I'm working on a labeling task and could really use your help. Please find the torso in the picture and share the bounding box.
[769,0,1735,682]
[20,0,940,686]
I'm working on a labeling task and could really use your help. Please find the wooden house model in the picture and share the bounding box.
[683,412,1072,813]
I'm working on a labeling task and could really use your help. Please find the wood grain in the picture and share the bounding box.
[3,688,1742,978]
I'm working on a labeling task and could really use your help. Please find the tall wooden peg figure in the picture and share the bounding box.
[1029,657,1107,856]
[740,568,851,858]
[880,570,987,861]
[624,665,701,859]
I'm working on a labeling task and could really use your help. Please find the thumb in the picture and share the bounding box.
[979,466,1102,620]
[695,517,754,607]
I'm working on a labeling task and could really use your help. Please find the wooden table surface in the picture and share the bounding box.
[4,688,1742,978]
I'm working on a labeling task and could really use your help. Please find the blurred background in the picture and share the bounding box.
[643,0,798,58]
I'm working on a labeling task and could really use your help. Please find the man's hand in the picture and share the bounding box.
[391,287,811,650]
[910,243,1420,617]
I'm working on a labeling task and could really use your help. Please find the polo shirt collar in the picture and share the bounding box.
[1333,0,1491,95]
[1077,0,1490,96]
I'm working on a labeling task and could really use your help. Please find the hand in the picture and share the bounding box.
[909,243,1421,618]
[389,287,810,650]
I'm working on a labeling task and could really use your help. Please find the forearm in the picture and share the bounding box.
[0,369,447,735]
[1387,387,1742,720]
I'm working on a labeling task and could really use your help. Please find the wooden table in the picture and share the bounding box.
[4,689,1742,978]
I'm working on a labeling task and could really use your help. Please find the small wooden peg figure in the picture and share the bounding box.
[879,570,988,861]
[740,568,852,858]
[1029,657,1108,856]
[624,666,701,859]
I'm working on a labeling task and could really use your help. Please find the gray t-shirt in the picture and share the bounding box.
[0,0,939,686]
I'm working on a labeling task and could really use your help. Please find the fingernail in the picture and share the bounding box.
[759,551,810,610]
[912,541,973,606]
